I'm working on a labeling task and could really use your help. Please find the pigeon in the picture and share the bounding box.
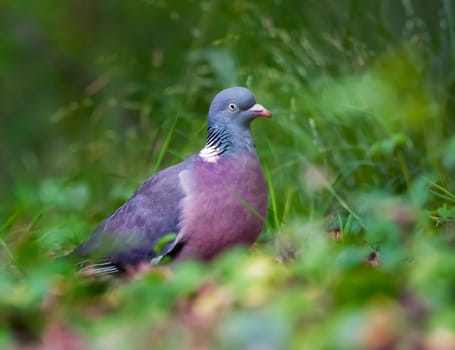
[71,87,271,275]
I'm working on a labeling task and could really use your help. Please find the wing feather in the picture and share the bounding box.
[72,157,195,273]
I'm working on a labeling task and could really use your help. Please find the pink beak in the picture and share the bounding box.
[248,103,272,118]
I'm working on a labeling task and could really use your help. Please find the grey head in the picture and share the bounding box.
[201,87,271,159]
[208,87,271,127]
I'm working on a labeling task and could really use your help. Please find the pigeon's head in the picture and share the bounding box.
[208,87,271,128]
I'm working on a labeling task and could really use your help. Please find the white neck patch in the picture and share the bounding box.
[199,144,220,163]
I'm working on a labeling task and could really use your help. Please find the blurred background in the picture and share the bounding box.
[1,1,455,349]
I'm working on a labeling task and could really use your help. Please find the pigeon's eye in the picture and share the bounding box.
[228,103,237,111]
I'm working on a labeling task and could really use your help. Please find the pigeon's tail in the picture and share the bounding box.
[57,250,124,276]
[59,234,181,277]
[77,258,123,276]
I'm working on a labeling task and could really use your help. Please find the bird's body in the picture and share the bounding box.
[72,87,271,275]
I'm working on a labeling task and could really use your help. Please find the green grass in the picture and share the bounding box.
[1,1,455,349]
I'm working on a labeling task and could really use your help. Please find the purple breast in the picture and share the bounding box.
[176,155,268,260]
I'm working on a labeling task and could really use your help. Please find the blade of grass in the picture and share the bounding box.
[264,164,279,229]
[151,117,178,173]
[325,183,367,229]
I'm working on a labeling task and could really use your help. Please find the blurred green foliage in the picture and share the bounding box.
[1,0,455,349]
